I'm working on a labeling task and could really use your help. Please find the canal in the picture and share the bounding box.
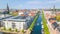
[31,15,42,34]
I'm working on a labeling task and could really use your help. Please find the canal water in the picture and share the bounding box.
[31,15,42,34]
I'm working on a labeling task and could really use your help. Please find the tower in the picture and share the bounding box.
[7,4,9,12]
[52,5,56,14]
[53,5,55,11]
[6,3,9,14]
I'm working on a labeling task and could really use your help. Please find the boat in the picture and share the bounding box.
[37,23,39,25]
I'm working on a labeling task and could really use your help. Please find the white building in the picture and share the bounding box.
[2,16,34,31]
[0,14,13,27]
[0,14,12,18]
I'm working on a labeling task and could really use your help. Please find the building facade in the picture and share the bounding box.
[2,16,34,31]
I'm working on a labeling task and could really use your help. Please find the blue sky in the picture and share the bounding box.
[0,0,60,9]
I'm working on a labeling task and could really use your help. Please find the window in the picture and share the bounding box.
[1,21,5,27]
[12,23,16,29]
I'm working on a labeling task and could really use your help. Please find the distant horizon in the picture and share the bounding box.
[0,0,60,9]
[0,8,60,10]
[0,5,60,9]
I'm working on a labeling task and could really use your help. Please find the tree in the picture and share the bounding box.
[12,12,18,16]
[15,29,18,32]
[42,10,50,34]
[22,29,24,33]
[8,28,12,31]
[56,15,60,21]
[1,27,6,30]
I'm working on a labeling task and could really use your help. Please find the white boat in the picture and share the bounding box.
[42,25,44,28]
[37,23,39,26]
[41,29,44,34]
[41,22,43,25]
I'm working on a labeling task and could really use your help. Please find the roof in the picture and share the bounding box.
[3,16,27,22]
[13,16,26,19]
[4,19,26,22]
[49,18,56,21]
[0,15,13,20]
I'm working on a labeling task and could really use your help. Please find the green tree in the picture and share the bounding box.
[15,29,18,32]
[12,12,18,16]
[42,10,50,34]
[8,28,12,31]
[29,11,39,31]
[2,27,6,30]
[56,15,60,21]
[22,29,24,33]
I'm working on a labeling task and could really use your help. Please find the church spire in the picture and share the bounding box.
[7,3,9,12]
[53,5,55,11]
[52,5,56,14]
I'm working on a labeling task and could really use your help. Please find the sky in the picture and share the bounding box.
[0,0,60,9]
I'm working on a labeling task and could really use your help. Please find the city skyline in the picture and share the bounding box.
[0,0,60,9]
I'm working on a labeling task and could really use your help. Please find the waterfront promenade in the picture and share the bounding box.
[47,20,60,34]
[44,11,60,34]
